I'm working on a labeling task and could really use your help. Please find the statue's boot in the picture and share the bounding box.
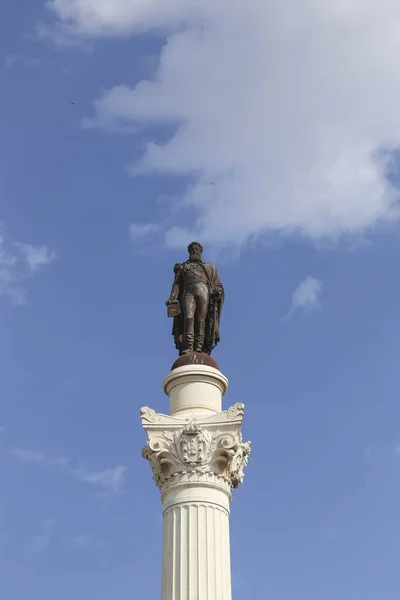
[182,318,195,354]
[194,320,206,353]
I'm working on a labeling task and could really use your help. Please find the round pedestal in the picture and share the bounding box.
[163,364,229,417]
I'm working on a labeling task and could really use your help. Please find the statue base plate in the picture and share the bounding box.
[171,352,219,371]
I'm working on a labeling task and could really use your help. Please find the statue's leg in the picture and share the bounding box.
[194,290,209,353]
[182,294,195,354]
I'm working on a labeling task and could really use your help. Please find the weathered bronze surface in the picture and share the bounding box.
[166,242,224,356]
[171,352,220,371]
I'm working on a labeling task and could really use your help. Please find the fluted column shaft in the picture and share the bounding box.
[162,486,231,600]
[141,364,250,600]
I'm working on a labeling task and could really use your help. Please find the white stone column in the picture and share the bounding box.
[141,363,250,600]
[161,486,231,600]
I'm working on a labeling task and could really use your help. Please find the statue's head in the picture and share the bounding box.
[188,241,203,261]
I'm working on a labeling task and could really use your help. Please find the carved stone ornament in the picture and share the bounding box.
[141,403,251,497]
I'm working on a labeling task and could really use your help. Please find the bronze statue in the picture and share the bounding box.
[166,242,224,356]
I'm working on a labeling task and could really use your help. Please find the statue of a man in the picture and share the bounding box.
[166,242,224,356]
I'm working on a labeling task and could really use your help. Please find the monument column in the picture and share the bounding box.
[141,357,250,600]
[140,242,250,599]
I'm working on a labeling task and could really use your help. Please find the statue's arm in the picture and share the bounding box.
[166,263,183,303]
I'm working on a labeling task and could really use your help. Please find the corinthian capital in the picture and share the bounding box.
[140,403,251,497]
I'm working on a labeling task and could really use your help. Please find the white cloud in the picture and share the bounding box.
[129,222,159,242]
[284,275,322,319]
[74,466,128,494]
[0,237,25,306]
[3,55,41,69]
[45,0,200,37]
[16,244,56,274]
[44,0,400,248]
[9,448,48,463]
[9,446,128,493]
[9,447,70,467]
[0,231,55,305]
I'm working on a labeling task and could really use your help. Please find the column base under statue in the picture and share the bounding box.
[170,351,220,371]
[140,360,250,600]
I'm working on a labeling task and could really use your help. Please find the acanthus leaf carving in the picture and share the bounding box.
[141,404,250,494]
[228,440,251,488]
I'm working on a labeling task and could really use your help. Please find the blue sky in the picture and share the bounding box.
[2,1,400,599]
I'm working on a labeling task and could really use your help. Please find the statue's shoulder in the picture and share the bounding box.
[173,262,183,273]
[203,261,216,271]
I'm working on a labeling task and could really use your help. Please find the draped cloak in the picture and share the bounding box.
[171,261,224,356]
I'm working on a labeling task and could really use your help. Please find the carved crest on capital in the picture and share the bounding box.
[140,404,251,494]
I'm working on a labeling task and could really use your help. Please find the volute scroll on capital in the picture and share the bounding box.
[141,404,251,494]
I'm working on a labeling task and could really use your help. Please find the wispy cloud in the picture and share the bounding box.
[15,243,56,275]
[35,18,91,48]
[9,446,128,494]
[73,465,128,494]
[0,229,55,305]
[3,55,41,70]
[9,448,47,463]
[9,447,70,467]
[44,0,400,248]
[129,222,159,243]
[283,276,322,320]
[31,518,54,555]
